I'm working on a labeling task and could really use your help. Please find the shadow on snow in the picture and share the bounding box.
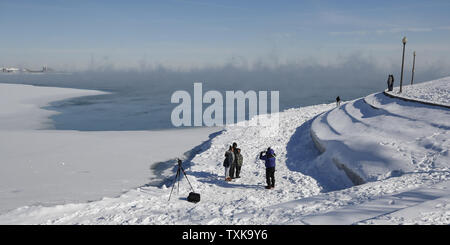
[285,115,353,192]
[142,129,224,188]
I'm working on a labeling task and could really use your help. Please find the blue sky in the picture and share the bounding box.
[1,0,450,70]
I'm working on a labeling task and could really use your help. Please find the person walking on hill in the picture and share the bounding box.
[223,146,234,181]
[230,142,238,179]
[259,147,276,189]
[235,148,243,178]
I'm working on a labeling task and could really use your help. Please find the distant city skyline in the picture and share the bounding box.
[1,0,450,71]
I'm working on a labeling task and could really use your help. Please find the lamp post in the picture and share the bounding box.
[399,36,407,93]
[411,51,416,85]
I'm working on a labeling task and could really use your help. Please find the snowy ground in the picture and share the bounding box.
[386,76,450,106]
[0,83,219,213]
[0,77,449,225]
[311,92,449,184]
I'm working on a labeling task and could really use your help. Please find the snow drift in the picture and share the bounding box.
[311,79,449,185]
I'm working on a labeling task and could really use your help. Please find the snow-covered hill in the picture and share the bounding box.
[0,77,449,225]
[311,86,449,185]
[387,77,450,106]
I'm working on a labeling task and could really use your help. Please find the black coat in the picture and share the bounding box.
[223,150,234,167]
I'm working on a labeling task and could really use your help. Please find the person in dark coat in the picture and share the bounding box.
[235,148,243,178]
[336,96,341,107]
[223,146,234,181]
[230,142,238,179]
[387,75,391,91]
[390,75,395,91]
[387,74,394,91]
[259,147,276,189]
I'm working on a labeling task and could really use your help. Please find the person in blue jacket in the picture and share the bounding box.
[259,147,276,189]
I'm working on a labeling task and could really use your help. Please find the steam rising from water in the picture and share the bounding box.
[0,55,448,130]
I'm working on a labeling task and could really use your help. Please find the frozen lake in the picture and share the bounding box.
[0,70,390,131]
[0,83,220,213]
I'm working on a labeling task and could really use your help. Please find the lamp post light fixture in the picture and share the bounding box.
[399,36,407,93]
[411,51,416,85]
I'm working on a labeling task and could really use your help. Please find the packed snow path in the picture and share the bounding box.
[386,77,450,107]
[311,91,449,185]
[0,78,448,224]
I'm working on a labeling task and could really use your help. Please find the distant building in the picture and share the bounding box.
[2,66,51,73]
[1,67,20,73]
[24,66,49,73]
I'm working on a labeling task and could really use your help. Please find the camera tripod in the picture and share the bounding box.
[168,159,195,201]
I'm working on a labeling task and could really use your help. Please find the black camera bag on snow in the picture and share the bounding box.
[187,192,200,203]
